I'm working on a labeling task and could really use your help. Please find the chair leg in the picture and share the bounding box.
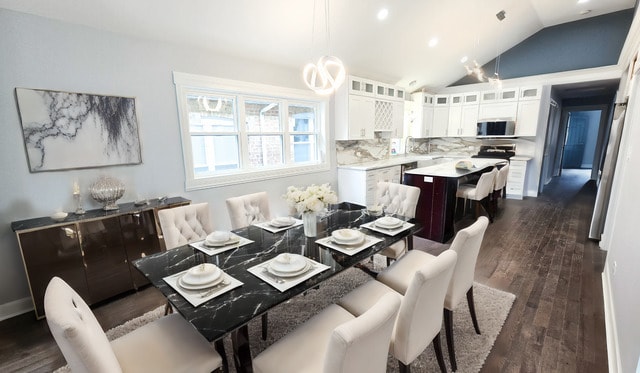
[261,313,268,340]
[467,287,481,335]
[214,339,229,373]
[387,256,393,267]
[444,308,457,372]
[432,332,447,373]
[164,301,173,315]
[398,360,411,373]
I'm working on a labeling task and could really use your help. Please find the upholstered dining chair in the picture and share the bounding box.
[225,191,272,229]
[491,163,510,215]
[411,216,489,372]
[44,276,224,373]
[157,202,214,250]
[252,292,401,373]
[338,250,458,373]
[456,167,498,222]
[375,182,421,266]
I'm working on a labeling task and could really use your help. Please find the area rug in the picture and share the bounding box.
[55,266,514,373]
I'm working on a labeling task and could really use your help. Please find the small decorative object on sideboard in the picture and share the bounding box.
[72,181,86,215]
[90,175,125,210]
[50,211,68,222]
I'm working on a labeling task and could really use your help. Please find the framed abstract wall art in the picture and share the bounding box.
[15,88,142,172]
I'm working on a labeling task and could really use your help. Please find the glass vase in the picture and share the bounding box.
[302,211,317,237]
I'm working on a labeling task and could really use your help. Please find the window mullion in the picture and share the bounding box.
[237,96,248,169]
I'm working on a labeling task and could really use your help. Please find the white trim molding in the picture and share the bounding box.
[0,297,33,322]
[603,265,622,373]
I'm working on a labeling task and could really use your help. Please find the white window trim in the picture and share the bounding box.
[174,72,330,190]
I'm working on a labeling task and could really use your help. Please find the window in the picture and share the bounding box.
[174,72,329,189]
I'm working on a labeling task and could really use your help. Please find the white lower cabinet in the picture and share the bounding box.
[506,159,528,199]
[338,165,402,206]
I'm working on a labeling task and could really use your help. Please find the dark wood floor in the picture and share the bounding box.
[0,169,607,372]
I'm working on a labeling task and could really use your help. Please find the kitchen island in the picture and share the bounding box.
[405,158,507,243]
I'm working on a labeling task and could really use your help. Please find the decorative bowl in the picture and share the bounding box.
[90,176,125,210]
[50,212,68,222]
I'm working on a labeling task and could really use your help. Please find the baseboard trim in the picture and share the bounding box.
[602,267,622,373]
[0,297,33,321]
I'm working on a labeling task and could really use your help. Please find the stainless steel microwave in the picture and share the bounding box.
[476,120,516,137]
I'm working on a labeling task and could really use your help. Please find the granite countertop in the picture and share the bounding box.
[510,155,533,161]
[406,158,508,178]
[337,154,467,171]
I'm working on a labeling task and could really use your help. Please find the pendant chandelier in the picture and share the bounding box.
[302,0,345,95]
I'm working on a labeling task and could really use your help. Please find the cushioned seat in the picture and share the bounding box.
[253,293,401,373]
[338,250,458,373]
[456,167,498,222]
[375,182,421,266]
[491,163,510,215]
[157,202,214,249]
[44,276,223,373]
[226,192,271,229]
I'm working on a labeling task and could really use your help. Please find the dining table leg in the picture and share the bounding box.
[232,325,253,373]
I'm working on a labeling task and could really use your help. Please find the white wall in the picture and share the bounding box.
[0,9,337,318]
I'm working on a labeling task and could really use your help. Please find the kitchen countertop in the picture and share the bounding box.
[510,155,533,161]
[337,154,465,171]
[406,158,508,178]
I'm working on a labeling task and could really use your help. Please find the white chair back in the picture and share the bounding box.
[226,191,272,229]
[445,216,489,309]
[392,250,458,365]
[45,277,122,373]
[473,167,498,201]
[157,203,213,249]
[324,292,401,373]
[494,163,510,191]
[375,182,421,218]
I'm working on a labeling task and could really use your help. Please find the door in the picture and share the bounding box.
[562,114,588,169]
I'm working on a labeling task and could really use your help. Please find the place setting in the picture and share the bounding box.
[316,228,382,256]
[360,215,415,236]
[253,216,303,233]
[189,230,254,256]
[163,263,243,307]
[247,253,329,292]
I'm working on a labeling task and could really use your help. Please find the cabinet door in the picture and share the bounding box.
[422,105,434,137]
[478,102,518,120]
[447,104,463,136]
[79,217,133,304]
[348,95,375,139]
[391,101,404,137]
[17,224,88,318]
[374,100,393,131]
[119,211,162,288]
[516,100,540,137]
[460,104,479,136]
[432,106,449,137]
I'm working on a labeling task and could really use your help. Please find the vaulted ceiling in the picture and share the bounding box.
[0,0,635,91]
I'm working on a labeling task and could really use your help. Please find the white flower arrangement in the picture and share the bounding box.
[283,183,338,214]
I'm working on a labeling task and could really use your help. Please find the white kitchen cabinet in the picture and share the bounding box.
[373,99,404,137]
[515,99,541,137]
[432,106,449,137]
[447,103,463,136]
[478,102,518,120]
[338,165,402,206]
[391,100,404,137]
[460,104,479,136]
[519,86,541,100]
[349,76,375,96]
[448,93,478,137]
[335,93,375,140]
[409,92,435,138]
[506,158,528,199]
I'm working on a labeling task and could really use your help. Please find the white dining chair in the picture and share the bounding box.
[44,276,223,373]
[491,163,510,215]
[157,202,214,250]
[253,292,401,373]
[375,182,421,266]
[411,216,489,371]
[456,167,498,222]
[338,250,458,373]
[225,192,272,229]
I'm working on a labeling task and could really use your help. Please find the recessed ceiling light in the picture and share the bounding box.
[460,56,469,63]
[579,9,592,15]
[377,8,389,20]
[428,37,439,48]
[577,0,589,3]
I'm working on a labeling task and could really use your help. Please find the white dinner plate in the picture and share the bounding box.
[268,261,311,278]
[374,216,404,229]
[269,217,296,228]
[204,236,240,247]
[178,273,225,290]
[268,253,307,273]
[332,234,365,246]
[182,264,222,285]
[331,228,363,243]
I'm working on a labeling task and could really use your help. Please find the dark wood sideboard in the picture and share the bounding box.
[11,197,190,319]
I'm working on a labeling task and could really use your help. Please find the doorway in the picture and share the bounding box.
[561,110,602,170]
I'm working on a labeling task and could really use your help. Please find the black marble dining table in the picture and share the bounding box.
[133,204,422,373]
